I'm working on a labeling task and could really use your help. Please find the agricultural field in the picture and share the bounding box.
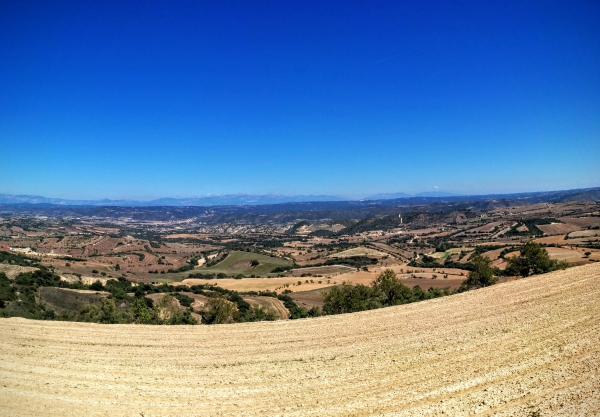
[197,250,293,276]
[1,263,599,416]
[328,246,389,259]
[178,264,468,294]
[2,198,599,314]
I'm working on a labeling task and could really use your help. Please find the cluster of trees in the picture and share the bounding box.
[199,297,285,324]
[323,269,450,314]
[505,242,567,277]
[459,242,567,291]
[323,242,569,315]
[0,241,571,325]
[458,255,497,291]
[0,270,59,319]
[409,255,470,271]
[187,272,229,279]
[325,256,378,269]
[0,251,40,267]
[0,251,311,325]
[74,294,197,325]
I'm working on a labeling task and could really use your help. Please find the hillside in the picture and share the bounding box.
[200,250,293,276]
[1,264,599,417]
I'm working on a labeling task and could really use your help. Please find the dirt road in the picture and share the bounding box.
[1,264,599,416]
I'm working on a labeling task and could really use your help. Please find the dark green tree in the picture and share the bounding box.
[506,242,565,277]
[459,255,497,291]
[323,284,382,314]
[372,269,414,305]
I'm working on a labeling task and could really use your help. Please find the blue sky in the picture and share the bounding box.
[1,1,599,199]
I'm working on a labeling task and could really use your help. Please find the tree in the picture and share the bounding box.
[506,242,565,277]
[15,270,61,288]
[0,272,16,306]
[244,305,277,321]
[459,255,497,291]
[80,299,128,324]
[322,269,450,314]
[201,298,239,324]
[323,284,382,314]
[372,269,414,305]
[89,280,105,291]
[131,298,157,324]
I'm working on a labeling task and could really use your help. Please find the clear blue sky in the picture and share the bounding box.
[1,1,599,199]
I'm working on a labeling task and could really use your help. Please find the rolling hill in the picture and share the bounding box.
[200,250,293,275]
[1,263,599,416]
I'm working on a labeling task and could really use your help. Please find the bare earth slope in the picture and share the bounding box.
[1,264,599,417]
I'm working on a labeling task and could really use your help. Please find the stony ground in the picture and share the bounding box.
[1,264,599,417]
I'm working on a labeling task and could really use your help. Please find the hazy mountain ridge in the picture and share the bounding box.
[0,187,598,208]
[0,193,345,207]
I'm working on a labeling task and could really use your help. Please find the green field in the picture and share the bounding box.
[199,251,293,276]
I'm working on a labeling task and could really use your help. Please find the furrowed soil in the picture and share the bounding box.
[1,263,599,417]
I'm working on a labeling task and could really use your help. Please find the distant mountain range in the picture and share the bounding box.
[367,191,457,200]
[0,193,344,207]
[0,187,597,207]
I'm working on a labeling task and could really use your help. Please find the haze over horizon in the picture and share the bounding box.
[1,185,599,207]
[2,1,599,198]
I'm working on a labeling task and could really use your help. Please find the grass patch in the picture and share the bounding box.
[199,251,292,276]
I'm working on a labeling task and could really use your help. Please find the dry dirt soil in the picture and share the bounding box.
[1,264,599,417]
